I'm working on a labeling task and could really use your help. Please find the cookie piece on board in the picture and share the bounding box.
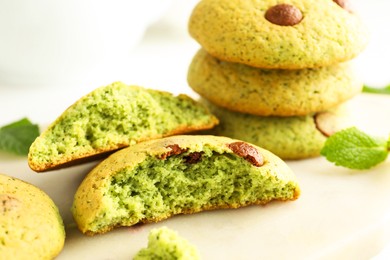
[0,173,65,260]
[202,99,349,159]
[28,82,218,172]
[72,135,300,235]
[188,49,362,116]
[134,227,200,260]
[189,0,368,69]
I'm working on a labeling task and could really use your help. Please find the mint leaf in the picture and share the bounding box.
[0,118,40,156]
[363,85,390,95]
[320,127,389,170]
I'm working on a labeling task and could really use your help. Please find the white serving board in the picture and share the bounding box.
[1,93,389,259]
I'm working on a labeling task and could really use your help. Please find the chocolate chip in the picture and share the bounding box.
[227,142,264,167]
[265,4,303,26]
[0,194,20,214]
[184,152,203,164]
[333,0,352,11]
[159,144,188,160]
[314,111,339,137]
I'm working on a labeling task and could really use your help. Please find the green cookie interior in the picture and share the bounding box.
[28,82,218,172]
[72,136,299,235]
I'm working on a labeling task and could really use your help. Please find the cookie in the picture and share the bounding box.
[28,82,218,172]
[188,49,362,116]
[188,0,368,69]
[202,99,349,159]
[0,173,65,259]
[134,226,200,260]
[72,135,300,235]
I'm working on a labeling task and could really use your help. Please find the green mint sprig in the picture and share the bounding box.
[363,84,390,95]
[320,127,389,170]
[0,118,40,156]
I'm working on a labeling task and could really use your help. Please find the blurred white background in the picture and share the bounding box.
[0,0,389,88]
[0,0,389,90]
[0,0,173,86]
[0,0,389,144]
[352,0,390,87]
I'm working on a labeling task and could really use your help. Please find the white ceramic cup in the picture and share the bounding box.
[0,0,171,87]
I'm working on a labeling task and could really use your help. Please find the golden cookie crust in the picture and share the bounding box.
[189,0,368,69]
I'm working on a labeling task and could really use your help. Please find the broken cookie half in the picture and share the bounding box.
[71,135,300,235]
[28,82,218,172]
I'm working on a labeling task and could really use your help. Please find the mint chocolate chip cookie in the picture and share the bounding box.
[189,0,368,69]
[72,135,300,235]
[202,99,349,159]
[188,49,362,116]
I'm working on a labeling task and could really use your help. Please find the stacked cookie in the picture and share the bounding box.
[187,0,368,159]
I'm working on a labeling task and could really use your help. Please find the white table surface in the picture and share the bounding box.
[1,1,390,259]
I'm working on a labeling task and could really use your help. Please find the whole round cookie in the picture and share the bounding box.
[202,99,350,159]
[188,0,368,69]
[188,49,362,116]
[0,174,65,260]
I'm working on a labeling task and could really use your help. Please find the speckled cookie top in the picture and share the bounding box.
[189,0,368,69]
